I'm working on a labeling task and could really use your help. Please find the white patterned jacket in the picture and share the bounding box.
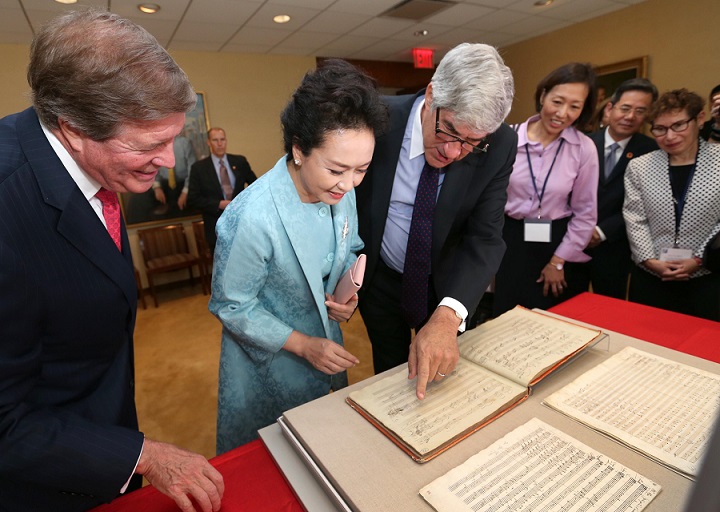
[623,138,720,278]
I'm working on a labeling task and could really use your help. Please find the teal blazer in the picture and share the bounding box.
[210,156,363,452]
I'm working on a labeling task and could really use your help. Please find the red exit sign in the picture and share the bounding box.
[412,48,434,69]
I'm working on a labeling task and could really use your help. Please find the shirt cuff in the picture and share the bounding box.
[595,225,607,242]
[120,438,144,494]
[438,297,468,333]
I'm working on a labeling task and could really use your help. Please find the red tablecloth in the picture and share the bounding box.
[93,292,720,511]
[91,439,303,512]
[549,292,720,362]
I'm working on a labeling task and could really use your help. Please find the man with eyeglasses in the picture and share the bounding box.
[623,88,720,321]
[355,43,516,400]
[571,78,658,300]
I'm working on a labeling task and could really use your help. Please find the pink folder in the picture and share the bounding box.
[333,254,366,304]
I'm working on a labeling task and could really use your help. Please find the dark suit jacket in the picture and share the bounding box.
[589,129,657,244]
[0,108,144,512]
[188,154,257,250]
[705,231,720,273]
[356,93,518,317]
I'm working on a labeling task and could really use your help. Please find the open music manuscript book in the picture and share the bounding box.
[346,306,602,462]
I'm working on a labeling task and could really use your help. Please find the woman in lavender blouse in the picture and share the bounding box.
[493,63,599,316]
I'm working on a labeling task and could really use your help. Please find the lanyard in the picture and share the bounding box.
[669,154,698,247]
[525,139,564,218]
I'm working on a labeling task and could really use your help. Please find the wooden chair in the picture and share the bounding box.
[192,220,213,294]
[137,223,207,307]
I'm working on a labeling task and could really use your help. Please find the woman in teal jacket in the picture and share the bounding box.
[210,60,388,452]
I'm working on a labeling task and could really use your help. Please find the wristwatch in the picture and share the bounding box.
[550,262,564,271]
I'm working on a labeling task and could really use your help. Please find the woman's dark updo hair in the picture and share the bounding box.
[281,59,388,156]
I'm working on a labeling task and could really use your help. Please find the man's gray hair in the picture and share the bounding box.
[430,43,514,134]
[28,9,196,140]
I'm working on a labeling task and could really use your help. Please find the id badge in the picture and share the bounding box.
[659,247,693,261]
[524,218,552,243]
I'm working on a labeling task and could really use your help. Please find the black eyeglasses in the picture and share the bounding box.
[650,117,696,137]
[434,108,489,154]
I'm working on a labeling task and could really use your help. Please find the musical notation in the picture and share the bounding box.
[545,346,720,477]
[420,418,661,512]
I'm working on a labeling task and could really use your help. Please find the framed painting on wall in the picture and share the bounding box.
[120,91,211,227]
[595,57,648,104]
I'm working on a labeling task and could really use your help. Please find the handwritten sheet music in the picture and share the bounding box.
[347,360,526,457]
[459,307,600,386]
[420,418,661,512]
[544,347,720,477]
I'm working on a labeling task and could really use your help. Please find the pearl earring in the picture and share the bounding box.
[294,159,300,166]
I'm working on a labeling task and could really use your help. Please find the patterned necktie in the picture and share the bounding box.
[401,162,440,328]
[218,159,233,200]
[95,187,122,251]
[604,142,620,179]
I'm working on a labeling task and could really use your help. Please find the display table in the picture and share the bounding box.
[92,293,720,511]
[551,292,720,361]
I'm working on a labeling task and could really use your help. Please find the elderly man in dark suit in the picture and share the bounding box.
[571,78,658,299]
[188,127,257,251]
[356,43,516,400]
[0,10,223,512]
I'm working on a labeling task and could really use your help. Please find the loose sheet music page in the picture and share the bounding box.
[347,359,526,457]
[420,418,661,512]
[544,346,720,477]
[459,307,600,386]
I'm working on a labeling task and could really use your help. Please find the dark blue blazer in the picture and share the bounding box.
[0,108,144,511]
[356,92,518,316]
[187,153,256,250]
[589,129,658,244]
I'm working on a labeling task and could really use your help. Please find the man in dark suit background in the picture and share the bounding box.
[0,10,223,512]
[356,43,516,400]
[572,78,658,299]
[188,127,257,251]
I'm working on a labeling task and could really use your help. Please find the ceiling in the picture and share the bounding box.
[1,0,648,62]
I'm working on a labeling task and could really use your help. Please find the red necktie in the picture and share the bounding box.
[401,162,440,328]
[95,187,122,251]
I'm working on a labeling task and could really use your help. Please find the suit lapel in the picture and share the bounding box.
[607,134,641,183]
[17,108,136,308]
[433,155,476,261]
[370,102,410,247]
[327,199,351,293]
[270,160,330,334]
[228,156,245,195]
[204,158,224,197]
[590,131,606,182]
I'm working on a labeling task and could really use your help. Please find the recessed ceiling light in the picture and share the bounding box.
[534,0,554,6]
[55,0,78,4]
[273,14,291,24]
[414,30,429,37]
[138,3,161,14]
